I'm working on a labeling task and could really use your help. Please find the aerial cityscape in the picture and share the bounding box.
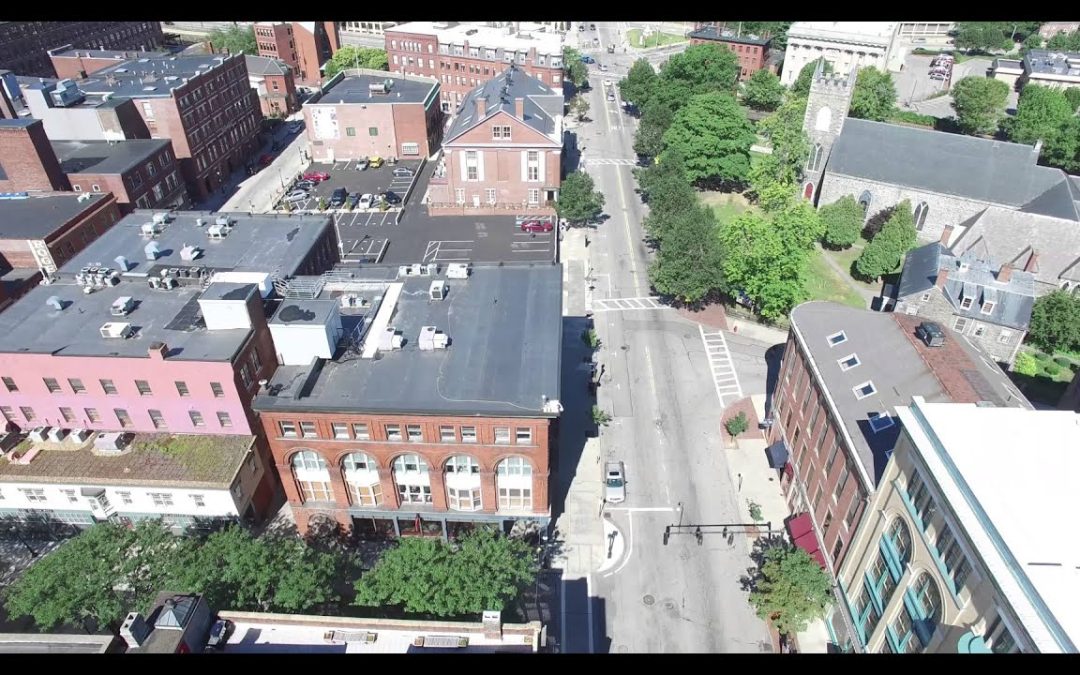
[0,18,1078,654]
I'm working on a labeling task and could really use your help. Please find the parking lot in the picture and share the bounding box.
[895,52,1011,119]
[278,158,423,212]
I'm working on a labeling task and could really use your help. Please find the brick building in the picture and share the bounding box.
[0,191,121,299]
[50,139,190,213]
[427,67,562,217]
[0,22,163,78]
[0,118,70,192]
[385,22,564,113]
[687,25,771,80]
[252,262,563,539]
[244,56,298,118]
[254,22,340,86]
[21,80,153,143]
[49,47,170,81]
[303,69,441,163]
[768,302,1031,645]
[23,54,263,202]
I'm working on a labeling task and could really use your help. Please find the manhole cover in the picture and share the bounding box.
[642,594,655,606]
[617,645,629,653]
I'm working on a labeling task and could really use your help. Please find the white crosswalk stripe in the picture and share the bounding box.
[593,296,667,312]
[699,325,743,405]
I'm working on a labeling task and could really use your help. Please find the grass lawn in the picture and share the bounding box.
[805,250,867,309]
[698,191,754,224]
[816,242,893,292]
[1011,347,1077,405]
[627,28,686,49]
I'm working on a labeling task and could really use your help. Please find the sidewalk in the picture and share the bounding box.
[726,316,789,346]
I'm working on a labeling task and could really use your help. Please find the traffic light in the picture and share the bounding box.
[663,526,670,546]
[695,527,703,546]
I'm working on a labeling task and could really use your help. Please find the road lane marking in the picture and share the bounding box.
[699,325,744,405]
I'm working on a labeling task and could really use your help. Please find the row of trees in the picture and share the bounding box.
[953,22,1041,53]
[3,521,536,633]
[323,46,389,78]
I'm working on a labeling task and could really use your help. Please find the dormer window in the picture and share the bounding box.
[827,331,848,347]
[960,297,973,310]
[981,301,996,315]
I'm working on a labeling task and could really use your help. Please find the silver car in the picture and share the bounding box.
[605,461,626,504]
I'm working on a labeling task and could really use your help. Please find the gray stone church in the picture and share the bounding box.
[802,62,1080,297]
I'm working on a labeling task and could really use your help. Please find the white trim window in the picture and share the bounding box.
[486,188,496,205]
[401,142,419,156]
[343,452,381,506]
[496,456,533,510]
[393,454,432,503]
[445,455,482,511]
[953,316,968,333]
[332,423,349,439]
[827,331,848,347]
[868,412,894,433]
[528,188,540,205]
[465,151,479,181]
[455,188,465,205]
[997,329,1013,344]
[960,297,973,310]
[526,151,540,182]
[981,301,995,315]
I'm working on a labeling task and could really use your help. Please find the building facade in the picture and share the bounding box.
[781,22,900,86]
[244,56,299,118]
[0,118,70,192]
[255,22,340,86]
[687,26,771,80]
[428,67,562,217]
[303,69,441,163]
[49,47,170,81]
[52,139,190,213]
[385,22,564,112]
[836,398,1079,653]
[0,22,163,78]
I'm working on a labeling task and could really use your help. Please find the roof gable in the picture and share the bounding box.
[446,108,560,147]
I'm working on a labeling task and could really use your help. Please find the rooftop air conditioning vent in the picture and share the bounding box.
[141,222,162,237]
[446,262,470,279]
[418,325,449,351]
[429,280,447,300]
[152,212,170,225]
[180,245,202,261]
[162,277,178,290]
[215,216,233,228]
[110,296,134,316]
[100,322,133,339]
[28,427,51,443]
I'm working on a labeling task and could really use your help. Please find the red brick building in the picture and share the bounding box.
[428,67,563,217]
[255,21,340,86]
[385,22,564,113]
[0,22,163,78]
[304,69,441,163]
[244,56,298,118]
[51,139,190,213]
[252,263,563,538]
[688,25,771,80]
[768,302,1031,578]
[49,47,170,81]
[0,118,70,192]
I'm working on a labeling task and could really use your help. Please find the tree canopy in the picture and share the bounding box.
[562,47,588,88]
[353,528,534,617]
[648,205,725,304]
[849,67,897,122]
[819,196,865,249]
[791,58,832,97]
[618,58,659,109]
[660,44,741,96]
[206,25,256,55]
[558,171,605,224]
[954,22,1018,52]
[1029,290,1080,354]
[324,46,389,78]
[854,200,917,280]
[1046,29,1080,52]
[717,211,810,322]
[661,92,755,186]
[749,95,810,209]
[951,76,1010,136]
[1007,84,1080,172]
[748,544,832,636]
[742,69,785,111]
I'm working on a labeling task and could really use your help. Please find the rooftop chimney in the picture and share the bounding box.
[936,267,950,289]
[998,263,1013,283]
[476,95,486,119]
[1024,251,1039,273]
[939,224,954,247]
[148,341,168,360]
[514,96,524,119]
[120,612,151,649]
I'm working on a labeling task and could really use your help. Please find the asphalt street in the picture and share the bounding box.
[567,21,774,653]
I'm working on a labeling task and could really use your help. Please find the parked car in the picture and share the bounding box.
[382,190,401,205]
[368,156,384,168]
[607,91,616,102]
[580,54,595,64]
[392,167,414,177]
[329,187,348,207]
[302,171,330,182]
[605,461,626,504]
[347,193,361,208]
[607,44,615,54]
[599,63,608,72]
[284,191,308,204]
[520,220,553,233]
[359,193,374,210]
[293,180,316,191]
[207,619,234,650]
[354,158,369,171]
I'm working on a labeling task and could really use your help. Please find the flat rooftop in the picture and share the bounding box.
[254,263,562,417]
[0,634,118,654]
[51,138,171,176]
[72,54,237,98]
[897,399,1080,653]
[0,211,333,361]
[788,21,897,45]
[689,26,770,46]
[316,72,436,105]
[0,192,111,241]
[0,433,253,487]
[789,302,1030,487]
[51,48,171,60]
[391,21,563,56]
[1024,49,1080,77]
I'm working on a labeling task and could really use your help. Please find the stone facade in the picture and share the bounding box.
[894,289,1024,364]
[803,66,854,201]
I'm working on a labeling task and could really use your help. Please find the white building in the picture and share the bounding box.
[0,431,266,531]
[781,22,901,86]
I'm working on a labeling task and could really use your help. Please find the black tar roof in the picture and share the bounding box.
[253,263,563,417]
[51,138,171,176]
[315,72,436,105]
[0,192,110,240]
[50,48,170,60]
[75,54,239,98]
[688,26,771,46]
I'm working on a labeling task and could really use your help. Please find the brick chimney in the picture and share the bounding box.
[939,224,954,247]
[998,263,1012,283]
[476,95,486,119]
[936,267,950,289]
[514,97,525,120]
[1024,251,1039,273]
[148,342,168,360]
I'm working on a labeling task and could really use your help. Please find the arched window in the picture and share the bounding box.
[392,454,431,504]
[291,450,331,502]
[911,572,942,624]
[892,572,942,653]
[496,457,533,510]
[291,450,328,471]
[858,190,872,215]
[886,518,912,567]
[914,202,929,231]
[815,106,833,133]
[342,452,381,506]
[806,143,823,172]
[445,455,482,511]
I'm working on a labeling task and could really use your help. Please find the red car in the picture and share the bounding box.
[303,171,330,182]
[520,220,553,233]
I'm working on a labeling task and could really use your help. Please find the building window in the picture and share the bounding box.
[528,189,540,205]
[346,127,356,136]
[141,101,155,119]
[2,377,18,392]
[406,424,422,441]
[191,494,205,508]
[981,301,995,315]
[914,202,929,231]
[385,424,403,441]
[189,411,205,427]
[904,471,937,529]
[332,423,349,439]
[73,184,82,192]
[834,466,850,501]
[148,409,167,429]
[843,493,861,529]
[43,377,61,393]
[952,316,968,333]
[455,188,465,204]
[401,142,419,156]
[837,354,860,371]
[20,488,47,503]
[61,489,78,503]
[497,456,532,477]
[448,486,482,511]
[486,188,497,204]
[146,161,157,177]
[211,381,225,397]
[852,584,882,644]
[353,423,370,440]
[868,412,895,433]
[175,381,190,397]
[440,425,456,442]
[516,427,533,444]
[279,421,297,438]
[149,492,174,507]
[114,409,133,428]
[831,536,844,563]
[998,329,1013,344]
[300,421,317,438]
[919,292,932,302]
[492,125,512,140]
[465,151,479,181]
[135,380,152,396]
[117,491,133,505]
[985,616,1019,653]
[960,296,973,310]
[217,412,232,428]
[826,331,847,347]
[889,606,923,653]
[852,381,876,400]
[298,480,333,502]
[498,487,532,510]
[85,408,101,423]
[494,427,511,444]
[461,426,477,443]
[292,450,328,471]
[59,407,77,423]
[934,525,973,594]
[527,150,540,181]
[92,184,101,192]
[368,127,379,136]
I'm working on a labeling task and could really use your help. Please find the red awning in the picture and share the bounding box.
[787,513,828,569]
[786,513,814,540]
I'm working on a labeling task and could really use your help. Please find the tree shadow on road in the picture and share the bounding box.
[738,533,789,593]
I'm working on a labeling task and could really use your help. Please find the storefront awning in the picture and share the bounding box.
[766,440,789,469]
[787,513,827,569]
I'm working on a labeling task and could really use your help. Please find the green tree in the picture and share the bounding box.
[749,95,810,209]
[725,411,749,438]
[1046,30,1080,52]
[819,196,865,249]
[1023,33,1044,51]
[854,200,917,280]
[791,58,832,97]
[648,205,724,304]
[637,159,697,242]
[570,94,590,121]
[718,211,809,321]
[206,25,256,55]
[563,47,588,88]
[1007,84,1080,171]
[1029,291,1080,353]
[849,67,897,122]
[324,46,389,78]
[660,43,741,95]
[619,58,659,109]
[354,528,534,617]
[748,544,832,636]
[738,22,793,51]
[772,199,825,251]
[558,171,605,224]
[1065,87,1080,113]
[661,92,755,185]
[954,22,1013,52]
[951,76,1010,136]
[742,69,785,111]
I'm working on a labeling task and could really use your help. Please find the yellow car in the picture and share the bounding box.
[368,156,384,169]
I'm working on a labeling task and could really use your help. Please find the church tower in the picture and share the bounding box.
[801,59,855,203]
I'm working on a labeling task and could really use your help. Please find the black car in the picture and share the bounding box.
[915,321,946,347]
[347,193,361,208]
[329,187,348,207]
[382,190,401,205]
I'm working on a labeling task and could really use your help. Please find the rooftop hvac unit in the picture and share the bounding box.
[70,428,92,443]
[418,325,449,351]
[110,296,134,316]
[180,245,201,261]
[429,280,447,300]
[148,277,162,289]
[29,427,52,443]
[94,431,127,452]
[144,241,161,260]
[207,225,227,239]
[196,217,206,227]
[106,272,120,286]
[152,212,170,225]
[421,263,438,276]
[74,273,86,286]
[141,222,162,237]
[369,82,389,95]
[47,427,68,443]
[46,295,64,310]
[378,327,404,351]
[162,277,178,290]
[215,216,233,227]
[114,255,131,271]
[412,264,426,276]
[100,321,133,339]
[446,263,470,279]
